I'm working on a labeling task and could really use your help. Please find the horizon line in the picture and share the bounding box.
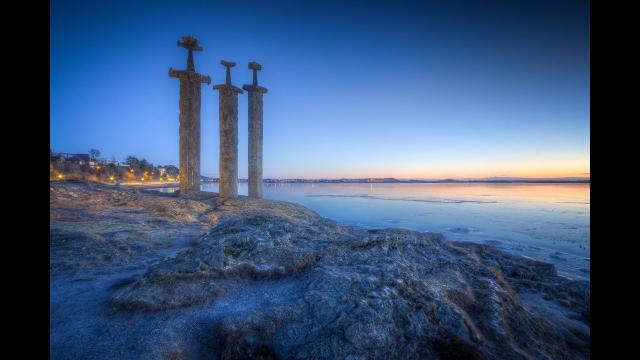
[200,176,590,182]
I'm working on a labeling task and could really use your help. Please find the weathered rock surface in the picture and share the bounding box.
[51,181,589,359]
[50,180,208,273]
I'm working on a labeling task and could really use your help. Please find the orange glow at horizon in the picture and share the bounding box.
[268,158,590,180]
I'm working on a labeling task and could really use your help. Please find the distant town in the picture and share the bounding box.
[49,149,180,183]
[50,149,589,184]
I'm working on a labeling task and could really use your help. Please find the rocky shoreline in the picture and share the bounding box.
[50,180,589,359]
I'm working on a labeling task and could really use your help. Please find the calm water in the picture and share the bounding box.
[153,182,590,281]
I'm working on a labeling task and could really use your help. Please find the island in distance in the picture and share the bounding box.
[50,180,589,359]
[200,176,590,184]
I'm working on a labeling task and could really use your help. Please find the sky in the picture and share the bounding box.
[50,0,589,179]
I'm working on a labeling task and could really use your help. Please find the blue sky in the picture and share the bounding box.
[50,0,589,178]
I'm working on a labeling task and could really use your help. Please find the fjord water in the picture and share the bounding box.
[158,182,590,280]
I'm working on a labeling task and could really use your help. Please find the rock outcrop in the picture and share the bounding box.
[51,181,589,359]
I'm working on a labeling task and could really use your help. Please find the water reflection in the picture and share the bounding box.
[152,187,178,194]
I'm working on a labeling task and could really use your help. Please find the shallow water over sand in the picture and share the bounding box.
[155,182,590,281]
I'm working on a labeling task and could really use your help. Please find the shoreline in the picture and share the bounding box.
[50,180,590,359]
[52,179,590,187]
[50,179,181,189]
[141,181,590,282]
[118,181,179,189]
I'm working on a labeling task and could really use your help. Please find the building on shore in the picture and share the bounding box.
[51,153,91,166]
